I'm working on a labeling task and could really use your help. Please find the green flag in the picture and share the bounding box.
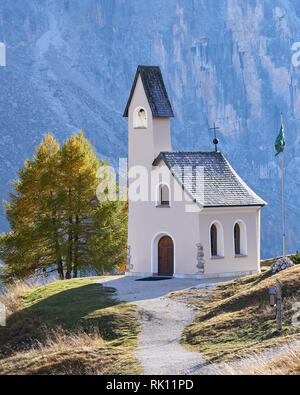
[275,122,285,156]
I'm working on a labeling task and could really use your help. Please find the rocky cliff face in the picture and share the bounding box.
[0,0,300,258]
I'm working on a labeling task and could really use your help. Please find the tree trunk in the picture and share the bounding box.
[50,192,65,281]
[66,216,73,279]
[73,215,79,278]
[65,187,74,280]
[57,259,64,280]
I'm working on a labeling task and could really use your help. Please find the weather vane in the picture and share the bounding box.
[209,123,219,152]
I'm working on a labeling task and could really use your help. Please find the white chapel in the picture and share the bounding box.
[124,65,267,279]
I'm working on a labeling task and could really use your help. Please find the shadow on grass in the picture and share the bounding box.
[21,283,118,328]
[0,282,134,358]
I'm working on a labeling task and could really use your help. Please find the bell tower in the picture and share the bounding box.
[123,65,174,171]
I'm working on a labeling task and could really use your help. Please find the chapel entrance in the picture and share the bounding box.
[158,236,174,276]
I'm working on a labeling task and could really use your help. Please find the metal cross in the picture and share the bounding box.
[209,123,219,152]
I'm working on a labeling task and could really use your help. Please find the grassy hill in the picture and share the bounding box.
[1,267,300,375]
[173,265,300,368]
[0,277,141,375]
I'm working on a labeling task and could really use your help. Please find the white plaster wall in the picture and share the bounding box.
[199,207,261,275]
[129,187,261,276]
[153,117,172,158]
[128,164,200,275]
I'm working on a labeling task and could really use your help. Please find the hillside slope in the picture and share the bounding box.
[0,277,141,375]
[176,265,300,364]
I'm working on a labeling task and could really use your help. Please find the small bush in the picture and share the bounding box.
[291,251,300,265]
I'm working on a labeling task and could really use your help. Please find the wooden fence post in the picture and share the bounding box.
[276,279,282,331]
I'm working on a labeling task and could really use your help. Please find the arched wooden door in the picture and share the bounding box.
[158,236,174,276]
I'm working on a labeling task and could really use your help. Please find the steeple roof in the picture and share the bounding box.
[123,65,174,118]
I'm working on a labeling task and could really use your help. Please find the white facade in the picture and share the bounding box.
[125,67,264,279]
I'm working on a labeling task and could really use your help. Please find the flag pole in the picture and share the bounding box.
[281,112,285,257]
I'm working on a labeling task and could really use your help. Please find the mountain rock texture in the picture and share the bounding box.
[1,0,300,258]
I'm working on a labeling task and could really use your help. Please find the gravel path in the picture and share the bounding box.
[134,297,208,375]
[96,276,300,375]
[95,275,234,375]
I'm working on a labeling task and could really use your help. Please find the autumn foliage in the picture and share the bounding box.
[0,132,127,283]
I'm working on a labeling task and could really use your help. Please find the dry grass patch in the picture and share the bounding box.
[249,346,300,375]
[0,277,141,375]
[174,266,300,364]
[0,279,50,316]
[0,327,138,375]
[221,342,300,375]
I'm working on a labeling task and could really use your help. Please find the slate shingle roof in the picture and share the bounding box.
[123,66,174,118]
[153,151,267,207]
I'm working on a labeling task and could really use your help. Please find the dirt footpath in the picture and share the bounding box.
[96,276,231,375]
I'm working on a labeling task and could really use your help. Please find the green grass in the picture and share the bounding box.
[0,277,141,375]
[173,265,300,364]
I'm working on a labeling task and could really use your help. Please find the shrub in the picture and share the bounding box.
[291,251,300,265]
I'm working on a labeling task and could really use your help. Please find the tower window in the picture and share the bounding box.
[133,107,147,129]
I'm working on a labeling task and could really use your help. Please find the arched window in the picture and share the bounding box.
[133,107,147,129]
[234,223,241,255]
[233,220,247,256]
[159,184,170,206]
[210,224,217,257]
[209,221,224,258]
